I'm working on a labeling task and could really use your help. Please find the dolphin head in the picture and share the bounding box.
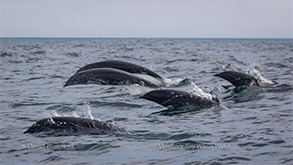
[24,118,54,134]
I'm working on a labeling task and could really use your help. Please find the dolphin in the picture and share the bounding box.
[75,60,165,82]
[215,71,292,92]
[64,68,160,88]
[215,71,260,87]
[24,117,125,135]
[140,89,219,109]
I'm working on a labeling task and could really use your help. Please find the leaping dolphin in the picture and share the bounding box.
[64,68,160,88]
[215,71,260,87]
[215,71,292,92]
[75,60,165,82]
[140,89,219,109]
[24,117,126,135]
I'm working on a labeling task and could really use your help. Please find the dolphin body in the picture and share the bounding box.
[75,60,165,82]
[64,68,160,88]
[215,71,293,92]
[215,71,260,87]
[140,89,219,109]
[24,117,126,135]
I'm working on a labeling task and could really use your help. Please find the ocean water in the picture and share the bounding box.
[0,38,292,164]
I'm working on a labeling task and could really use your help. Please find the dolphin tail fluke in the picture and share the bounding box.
[215,71,259,87]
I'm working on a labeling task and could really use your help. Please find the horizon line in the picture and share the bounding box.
[0,37,292,40]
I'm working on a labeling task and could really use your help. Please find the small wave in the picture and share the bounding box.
[90,100,143,108]
[31,50,46,55]
[0,52,13,57]
[152,108,196,116]
[23,77,44,82]
[45,104,76,112]
[217,156,251,162]
[268,139,286,144]
[8,60,23,64]
[168,132,210,140]
[65,52,80,57]
[11,102,50,108]
[73,44,85,48]
[72,143,118,151]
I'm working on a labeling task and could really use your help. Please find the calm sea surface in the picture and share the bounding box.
[0,38,292,164]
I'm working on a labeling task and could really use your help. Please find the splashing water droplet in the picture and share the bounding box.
[84,102,95,120]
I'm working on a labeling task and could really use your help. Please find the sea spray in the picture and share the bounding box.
[84,101,95,120]
[189,82,213,101]
[248,68,273,85]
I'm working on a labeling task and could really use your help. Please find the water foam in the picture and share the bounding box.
[124,85,153,95]
[189,82,213,101]
[163,77,186,87]
[248,68,273,85]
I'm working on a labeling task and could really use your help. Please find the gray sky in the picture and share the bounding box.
[1,0,292,38]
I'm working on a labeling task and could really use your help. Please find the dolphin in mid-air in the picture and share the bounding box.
[64,68,160,88]
[75,60,165,82]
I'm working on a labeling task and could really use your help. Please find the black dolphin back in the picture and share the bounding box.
[24,117,125,135]
[215,71,259,87]
[140,89,218,109]
[75,60,164,80]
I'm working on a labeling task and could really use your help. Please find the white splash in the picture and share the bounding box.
[72,111,80,117]
[163,77,185,87]
[248,68,273,85]
[42,110,61,119]
[125,84,153,95]
[51,110,61,117]
[189,82,213,101]
[134,74,185,87]
[84,101,95,120]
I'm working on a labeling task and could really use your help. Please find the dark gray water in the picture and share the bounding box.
[1,38,292,164]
